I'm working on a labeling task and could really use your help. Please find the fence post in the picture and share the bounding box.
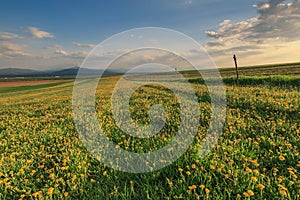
[233,54,239,84]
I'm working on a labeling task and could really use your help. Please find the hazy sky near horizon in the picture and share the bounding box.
[0,0,300,70]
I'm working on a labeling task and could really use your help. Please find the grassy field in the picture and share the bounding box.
[0,65,299,199]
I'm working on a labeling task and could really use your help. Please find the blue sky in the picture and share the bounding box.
[0,0,299,70]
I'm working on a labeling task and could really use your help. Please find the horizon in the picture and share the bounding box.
[1,0,300,71]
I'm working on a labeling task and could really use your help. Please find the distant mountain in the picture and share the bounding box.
[52,67,81,76]
[0,68,44,77]
[0,67,118,77]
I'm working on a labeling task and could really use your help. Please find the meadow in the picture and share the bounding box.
[0,64,299,199]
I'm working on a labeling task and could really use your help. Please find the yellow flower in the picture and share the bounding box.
[205,188,210,194]
[64,192,69,197]
[278,176,284,183]
[19,169,25,175]
[188,185,197,190]
[166,178,173,187]
[61,166,69,170]
[243,192,249,197]
[246,167,252,173]
[191,164,197,169]
[247,190,254,196]
[199,184,205,189]
[178,168,183,173]
[47,187,54,195]
[279,189,287,196]
[30,170,37,176]
[72,175,77,181]
[278,184,287,191]
[103,171,107,176]
[49,173,55,179]
[258,184,265,190]
[279,155,285,161]
[186,171,191,175]
[90,179,96,183]
[273,168,279,173]
[251,177,258,182]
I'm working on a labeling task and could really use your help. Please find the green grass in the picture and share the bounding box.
[0,81,72,94]
[0,64,299,199]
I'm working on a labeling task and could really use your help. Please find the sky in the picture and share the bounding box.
[0,0,299,70]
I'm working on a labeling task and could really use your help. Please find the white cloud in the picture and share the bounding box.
[205,0,300,67]
[205,31,219,38]
[55,49,69,56]
[253,3,270,10]
[0,32,21,40]
[54,48,87,60]
[0,41,30,58]
[0,31,30,58]
[72,42,96,48]
[183,0,193,5]
[28,26,54,39]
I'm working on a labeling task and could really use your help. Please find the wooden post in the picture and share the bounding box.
[233,54,239,84]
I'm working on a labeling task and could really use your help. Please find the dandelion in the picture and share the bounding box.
[166,178,173,187]
[273,168,279,173]
[47,188,54,195]
[199,184,205,189]
[30,170,37,176]
[205,188,210,194]
[243,192,249,197]
[247,190,254,196]
[251,177,258,182]
[246,167,252,173]
[279,189,287,196]
[279,155,285,161]
[90,179,96,183]
[278,176,284,183]
[278,184,287,191]
[72,175,77,181]
[287,167,293,171]
[49,173,55,179]
[258,184,265,190]
[188,185,197,190]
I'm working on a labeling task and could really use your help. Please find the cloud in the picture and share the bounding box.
[54,48,87,59]
[183,0,193,5]
[0,31,30,58]
[206,0,300,45]
[55,49,69,56]
[28,26,54,39]
[205,31,219,38]
[0,41,30,57]
[205,0,300,67]
[72,42,96,48]
[0,32,21,40]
